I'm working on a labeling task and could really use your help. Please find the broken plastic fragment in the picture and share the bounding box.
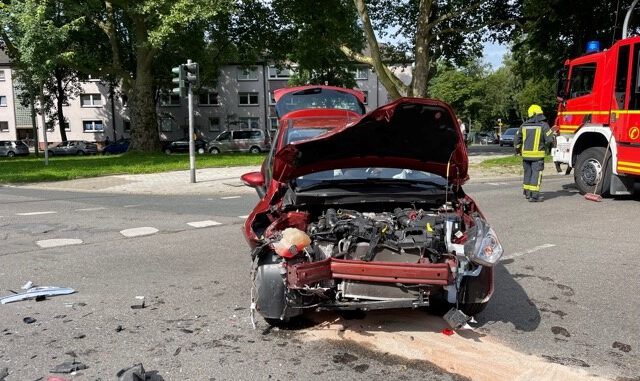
[51,361,88,374]
[23,317,36,324]
[0,287,76,305]
[443,308,471,330]
[116,363,146,381]
[21,281,33,290]
[441,328,455,336]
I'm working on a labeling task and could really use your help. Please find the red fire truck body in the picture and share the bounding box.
[554,36,640,195]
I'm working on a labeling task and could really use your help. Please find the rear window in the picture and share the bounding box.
[276,88,365,117]
[285,128,331,144]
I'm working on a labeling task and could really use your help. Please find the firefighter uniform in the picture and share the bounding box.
[515,105,555,202]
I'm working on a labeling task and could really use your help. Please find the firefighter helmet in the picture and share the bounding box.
[528,104,543,117]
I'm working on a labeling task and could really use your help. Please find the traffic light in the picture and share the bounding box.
[184,62,200,87]
[171,64,186,97]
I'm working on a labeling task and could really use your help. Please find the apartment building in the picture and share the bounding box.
[1,49,392,147]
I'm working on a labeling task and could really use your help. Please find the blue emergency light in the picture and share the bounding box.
[586,40,601,53]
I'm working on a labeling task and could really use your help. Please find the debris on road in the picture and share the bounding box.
[21,281,34,290]
[0,286,76,305]
[0,367,8,381]
[613,341,632,353]
[22,317,37,324]
[441,328,455,336]
[116,363,146,381]
[115,325,124,332]
[130,296,145,309]
[50,361,88,373]
[443,308,471,330]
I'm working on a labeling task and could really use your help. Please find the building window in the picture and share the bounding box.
[160,94,181,106]
[80,94,102,107]
[121,94,129,108]
[269,117,278,130]
[199,91,219,106]
[239,92,259,106]
[83,120,104,132]
[0,70,5,81]
[237,67,258,81]
[209,117,221,132]
[362,90,368,105]
[159,118,174,132]
[355,67,369,80]
[239,117,260,129]
[0,121,8,132]
[268,91,276,105]
[0,96,7,107]
[268,66,292,79]
[123,119,131,132]
[63,119,70,131]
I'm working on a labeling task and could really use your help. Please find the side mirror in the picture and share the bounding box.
[241,171,265,188]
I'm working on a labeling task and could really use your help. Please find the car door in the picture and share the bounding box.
[233,130,250,152]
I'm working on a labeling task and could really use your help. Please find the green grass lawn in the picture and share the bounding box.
[479,155,552,168]
[0,152,265,183]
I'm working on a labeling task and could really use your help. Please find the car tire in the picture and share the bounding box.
[254,254,303,326]
[197,147,205,154]
[499,143,503,147]
[77,150,85,156]
[249,146,261,154]
[164,148,172,155]
[48,150,54,156]
[574,146,611,196]
[209,147,220,155]
[7,151,15,158]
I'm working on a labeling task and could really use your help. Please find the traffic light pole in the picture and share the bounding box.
[187,60,196,183]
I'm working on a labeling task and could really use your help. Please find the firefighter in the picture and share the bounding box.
[515,104,555,202]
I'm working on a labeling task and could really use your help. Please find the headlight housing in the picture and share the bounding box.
[464,217,503,266]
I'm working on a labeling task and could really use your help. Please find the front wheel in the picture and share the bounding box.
[574,146,611,196]
[249,146,261,154]
[7,151,15,158]
[164,148,172,155]
[197,147,205,154]
[77,150,85,156]
[209,147,220,154]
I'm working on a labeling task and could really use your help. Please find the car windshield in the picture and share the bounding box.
[502,128,517,136]
[294,167,448,189]
[276,88,365,117]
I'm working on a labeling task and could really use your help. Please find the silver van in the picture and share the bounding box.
[0,140,30,157]
[207,129,270,154]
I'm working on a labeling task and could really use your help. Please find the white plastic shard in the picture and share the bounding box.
[0,286,76,305]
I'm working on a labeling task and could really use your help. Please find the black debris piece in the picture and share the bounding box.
[115,325,124,332]
[173,347,181,356]
[180,328,193,334]
[116,363,146,381]
[0,367,8,381]
[73,334,86,339]
[35,295,46,302]
[51,361,88,373]
[23,317,37,324]
[443,308,470,330]
[130,301,145,310]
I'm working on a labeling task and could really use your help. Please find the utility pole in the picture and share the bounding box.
[39,91,49,166]
[172,60,200,183]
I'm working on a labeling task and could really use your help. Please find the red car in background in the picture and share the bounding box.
[241,86,503,327]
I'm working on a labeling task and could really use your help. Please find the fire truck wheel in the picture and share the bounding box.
[575,146,611,196]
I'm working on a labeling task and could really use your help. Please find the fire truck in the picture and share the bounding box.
[553,2,640,196]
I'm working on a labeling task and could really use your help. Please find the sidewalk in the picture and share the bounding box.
[11,156,569,195]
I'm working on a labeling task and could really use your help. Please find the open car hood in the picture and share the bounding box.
[273,98,469,185]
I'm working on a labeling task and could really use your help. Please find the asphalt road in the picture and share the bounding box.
[0,174,638,380]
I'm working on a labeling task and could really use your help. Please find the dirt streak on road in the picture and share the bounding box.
[303,311,609,381]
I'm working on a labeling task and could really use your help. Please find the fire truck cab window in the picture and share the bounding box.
[569,63,597,99]
[630,44,640,110]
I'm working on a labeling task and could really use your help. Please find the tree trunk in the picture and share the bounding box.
[410,0,433,98]
[129,58,160,152]
[54,67,68,142]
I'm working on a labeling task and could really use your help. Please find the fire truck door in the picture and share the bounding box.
[614,43,640,175]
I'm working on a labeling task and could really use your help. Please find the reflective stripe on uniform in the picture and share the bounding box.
[522,126,545,158]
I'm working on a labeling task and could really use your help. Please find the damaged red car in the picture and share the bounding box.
[241,86,503,327]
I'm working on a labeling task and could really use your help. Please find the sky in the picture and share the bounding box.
[483,41,508,69]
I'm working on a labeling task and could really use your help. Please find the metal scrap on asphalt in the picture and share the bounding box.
[0,286,76,305]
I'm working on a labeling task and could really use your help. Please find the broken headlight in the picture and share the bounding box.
[464,217,503,266]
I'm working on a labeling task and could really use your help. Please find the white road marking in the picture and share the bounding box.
[120,227,159,237]
[486,182,511,186]
[75,207,107,212]
[501,243,556,261]
[36,238,83,248]
[123,204,141,208]
[238,215,249,219]
[221,196,241,200]
[16,211,57,216]
[187,220,223,228]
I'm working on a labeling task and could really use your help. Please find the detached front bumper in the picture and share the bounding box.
[286,258,455,288]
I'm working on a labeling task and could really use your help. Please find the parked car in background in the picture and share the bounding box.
[499,128,518,147]
[48,141,98,156]
[0,140,30,157]
[207,129,270,154]
[162,139,207,154]
[478,132,499,145]
[102,139,130,154]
